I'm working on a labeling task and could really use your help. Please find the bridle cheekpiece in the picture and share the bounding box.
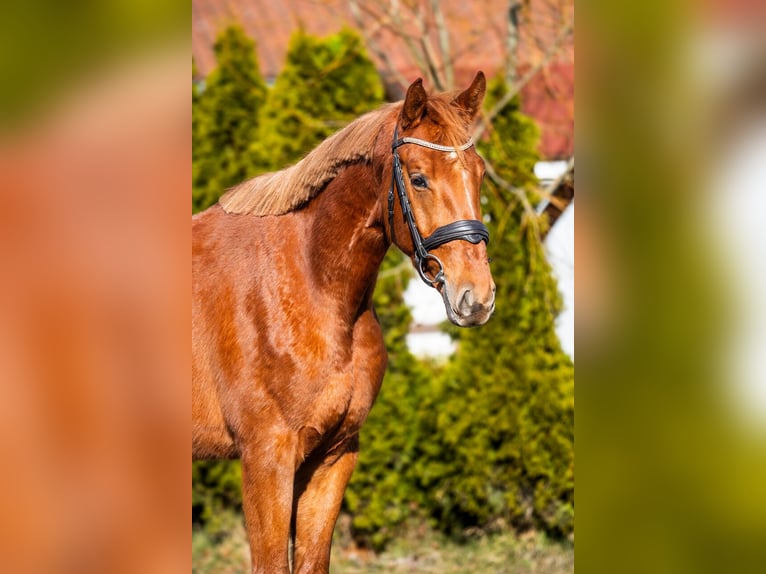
[388,126,490,288]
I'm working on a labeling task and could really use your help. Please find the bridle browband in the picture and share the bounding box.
[388,126,490,287]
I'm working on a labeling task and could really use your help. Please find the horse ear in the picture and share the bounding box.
[452,71,486,120]
[401,78,428,130]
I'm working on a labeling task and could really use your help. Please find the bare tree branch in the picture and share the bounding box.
[351,0,457,90]
[479,153,542,242]
[413,6,446,90]
[473,22,573,142]
[386,0,435,86]
[407,2,446,89]
[539,156,574,232]
[504,0,522,86]
[431,0,453,88]
[481,153,574,242]
[348,0,411,90]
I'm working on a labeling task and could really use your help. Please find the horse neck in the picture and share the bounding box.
[300,161,389,320]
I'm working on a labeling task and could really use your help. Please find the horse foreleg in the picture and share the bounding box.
[292,436,359,574]
[240,433,298,574]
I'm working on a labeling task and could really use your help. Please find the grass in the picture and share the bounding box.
[192,516,251,574]
[192,516,573,573]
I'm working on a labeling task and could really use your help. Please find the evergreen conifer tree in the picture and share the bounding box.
[415,76,575,537]
[253,28,383,170]
[193,25,267,213]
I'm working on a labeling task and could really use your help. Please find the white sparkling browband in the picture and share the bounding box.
[396,137,474,152]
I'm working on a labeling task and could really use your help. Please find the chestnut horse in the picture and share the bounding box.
[192,72,495,573]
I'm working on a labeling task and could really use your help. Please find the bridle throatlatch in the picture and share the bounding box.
[388,126,490,287]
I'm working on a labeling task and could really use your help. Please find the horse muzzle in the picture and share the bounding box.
[440,281,496,327]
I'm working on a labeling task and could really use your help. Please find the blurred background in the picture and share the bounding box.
[1,0,765,573]
[577,1,766,572]
[191,0,574,571]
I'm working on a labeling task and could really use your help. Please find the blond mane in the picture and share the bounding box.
[219,93,470,216]
[219,105,395,216]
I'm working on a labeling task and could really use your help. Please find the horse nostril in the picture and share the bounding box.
[456,284,495,317]
[457,288,476,314]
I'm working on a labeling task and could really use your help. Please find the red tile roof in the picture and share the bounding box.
[192,0,573,159]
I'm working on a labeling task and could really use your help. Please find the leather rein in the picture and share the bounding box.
[387,126,490,287]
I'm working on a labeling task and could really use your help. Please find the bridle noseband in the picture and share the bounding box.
[388,126,490,287]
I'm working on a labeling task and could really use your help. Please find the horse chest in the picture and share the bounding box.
[295,311,387,455]
[308,349,379,418]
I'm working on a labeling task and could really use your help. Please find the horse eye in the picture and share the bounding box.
[410,174,428,189]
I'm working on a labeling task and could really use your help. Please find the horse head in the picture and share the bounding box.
[385,72,495,327]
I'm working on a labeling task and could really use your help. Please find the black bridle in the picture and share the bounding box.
[388,126,490,287]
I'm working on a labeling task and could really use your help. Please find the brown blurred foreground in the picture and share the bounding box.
[0,46,190,573]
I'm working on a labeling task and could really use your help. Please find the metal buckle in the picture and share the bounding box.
[417,253,445,287]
